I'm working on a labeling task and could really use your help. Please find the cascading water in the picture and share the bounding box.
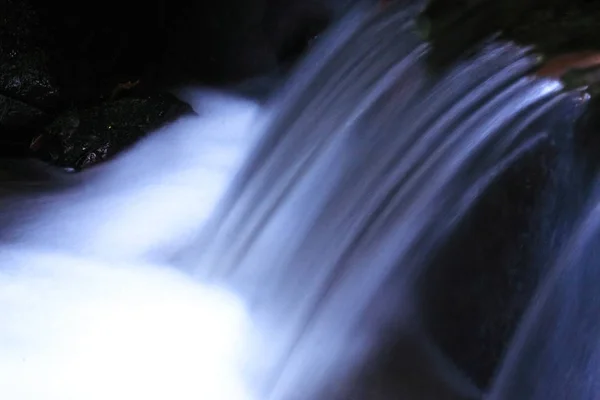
[487,188,600,399]
[486,103,600,399]
[182,4,589,400]
[0,3,597,400]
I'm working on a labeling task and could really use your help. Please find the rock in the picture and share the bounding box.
[33,94,191,170]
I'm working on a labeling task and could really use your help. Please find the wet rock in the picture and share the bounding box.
[0,94,45,130]
[33,94,191,170]
[0,0,62,157]
[0,94,47,157]
[0,0,61,110]
[0,49,60,110]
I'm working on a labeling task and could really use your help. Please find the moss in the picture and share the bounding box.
[420,0,600,69]
[505,3,600,57]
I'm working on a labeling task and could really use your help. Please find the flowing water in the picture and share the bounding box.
[488,190,600,399]
[0,3,598,400]
[187,5,588,400]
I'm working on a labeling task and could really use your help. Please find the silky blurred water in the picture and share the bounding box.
[1,3,599,400]
[180,5,590,400]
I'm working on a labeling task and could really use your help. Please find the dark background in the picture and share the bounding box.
[2,0,600,167]
[0,0,358,165]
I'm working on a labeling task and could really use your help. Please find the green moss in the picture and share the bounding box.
[505,3,600,57]
[421,0,600,67]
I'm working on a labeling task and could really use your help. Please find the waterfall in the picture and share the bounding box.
[0,3,595,400]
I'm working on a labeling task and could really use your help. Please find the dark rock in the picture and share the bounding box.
[0,0,62,156]
[0,94,45,130]
[33,93,191,170]
[0,0,61,110]
[0,49,60,110]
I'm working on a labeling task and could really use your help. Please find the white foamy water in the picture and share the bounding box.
[0,90,265,400]
[0,246,253,400]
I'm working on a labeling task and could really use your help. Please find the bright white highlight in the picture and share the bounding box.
[0,247,253,400]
